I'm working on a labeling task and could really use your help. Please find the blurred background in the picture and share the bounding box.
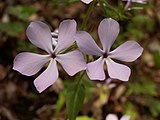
[0,0,160,120]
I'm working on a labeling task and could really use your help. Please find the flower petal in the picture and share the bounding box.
[106,58,131,81]
[56,50,87,76]
[109,41,143,62]
[13,52,50,76]
[54,20,77,53]
[98,18,119,52]
[75,31,104,56]
[87,57,105,80]
[34,60,58,93]
[26,21,53,54]
[81,0,93,4]
[120,115,130,120]
[105,114,118,120]
[125,0,131,9]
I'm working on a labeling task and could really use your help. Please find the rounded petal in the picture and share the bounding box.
[34,60,58,93]
[81,0,93,4]
[13,52,50,76]
[109,41,143,62]
[54,20,77,53]
[98,18,119,52]
[75,31,103,56]
[120,115,130,120]
[105,114,118,120]
[56,50,87,76]
[87,57,105,80]
[26,21,53,54]
[106,58,131,81]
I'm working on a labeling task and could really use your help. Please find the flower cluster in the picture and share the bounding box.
[13,18,143,93]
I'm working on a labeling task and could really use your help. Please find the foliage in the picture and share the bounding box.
[148,97,160,117]
[126,77,160,117]
[8,5,37,21]
[0,22,25,37]
[123,102,137,120]
[66,83,85,120]
[128,77,157,96]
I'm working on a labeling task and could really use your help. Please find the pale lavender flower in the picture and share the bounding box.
[81,0,93,4]
[13,20,86,93]
[106,113,130,120]
[75,18,143,81]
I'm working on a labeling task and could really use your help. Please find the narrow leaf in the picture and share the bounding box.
[66,84,85,120]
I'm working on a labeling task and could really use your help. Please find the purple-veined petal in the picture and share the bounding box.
[98,18,119,52]
[54,20,77,53]
[81,0,93,4]
[109,41,143,62]
[34,59,58,93]
[26,21,53,54]
[106,58,131,81]
[120,115,130,120]
[56,50,86,76]
[13,52,50,76]
[86,57,105,80]
[75,31,103,56]
[105,114,118,120]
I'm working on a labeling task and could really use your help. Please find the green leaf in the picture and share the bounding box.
[132,15,155,32]
[99,0,120,20]
[8,5,36,21]
[76,116,96,120]
[148,98,160,117]
[66,84,85,120]
[81,74,95,102]
[81,74,95,88]
[127,28,144,39]
[128,77,157,96]
[0,22,25,36]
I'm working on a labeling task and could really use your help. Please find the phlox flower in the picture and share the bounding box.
[13,20,86,93]
[75,18,143,81]
[106,113,130,120]
[81,0,93,4]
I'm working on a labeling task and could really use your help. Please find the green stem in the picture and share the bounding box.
[80,0,97,30]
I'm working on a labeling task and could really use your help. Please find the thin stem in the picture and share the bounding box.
[80,0,97,30]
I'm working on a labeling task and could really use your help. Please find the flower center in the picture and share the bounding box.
[103,53,108,58]
[51,53,56,59]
